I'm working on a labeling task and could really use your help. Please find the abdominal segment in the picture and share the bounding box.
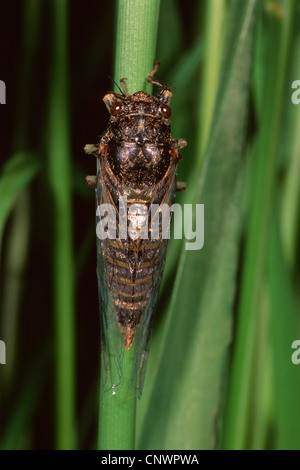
[102,234,166,350]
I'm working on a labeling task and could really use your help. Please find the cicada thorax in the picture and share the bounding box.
[104,93,174,188]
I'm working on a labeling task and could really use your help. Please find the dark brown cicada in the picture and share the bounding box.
[85,62,186,398]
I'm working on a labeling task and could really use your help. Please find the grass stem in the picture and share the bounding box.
[97,0,160,451]
[47,0,76,450]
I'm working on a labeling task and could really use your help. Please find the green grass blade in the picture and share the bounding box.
[98,0,160,451]
[0,153,40,250]
[197,0,226,161]
[98,349,137,450]
[114,0,161,94]
[280,31,300,269]
[155,0,183,76]
[47,0,76,450]
[268,208,300,449]
[221,0,297,450]
[0,190,30,388]
[137,0,258,450]
[0,342,50,450]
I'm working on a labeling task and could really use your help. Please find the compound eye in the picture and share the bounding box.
[159,103,171,118]
[110,101,123,116]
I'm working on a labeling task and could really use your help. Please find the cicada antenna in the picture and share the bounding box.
[107,76,127,99]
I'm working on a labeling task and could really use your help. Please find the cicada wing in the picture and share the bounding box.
[129,239,168,398]
[96,162,124,395]
[96,154,178,398]
[129,166,178,398]
[97,245,124,394]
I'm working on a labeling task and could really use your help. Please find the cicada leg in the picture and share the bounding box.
[86,175,96,188]
[176,181,187,191]
[146,60,168,89]
[84,143,99,155]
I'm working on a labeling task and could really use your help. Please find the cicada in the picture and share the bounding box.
[85,61,186,398]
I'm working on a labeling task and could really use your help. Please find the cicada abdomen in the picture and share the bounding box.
[85,61,186,398]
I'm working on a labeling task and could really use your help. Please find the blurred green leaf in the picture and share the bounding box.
[0,153,40,246]
[221,0,297,449]
[280,28,300,269]
[137,0,258,450]
[0,343,49,450]
[156,0,184,77]
[268,208,300,449]
[47,0,76,450]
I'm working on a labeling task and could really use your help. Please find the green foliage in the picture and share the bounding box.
[0,0,299,450]
[0,154,40,248]
[138,0,258,449]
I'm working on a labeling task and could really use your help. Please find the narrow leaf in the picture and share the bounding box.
[137,0,258,450]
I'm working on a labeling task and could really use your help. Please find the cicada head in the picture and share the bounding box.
[103,90,172,122]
